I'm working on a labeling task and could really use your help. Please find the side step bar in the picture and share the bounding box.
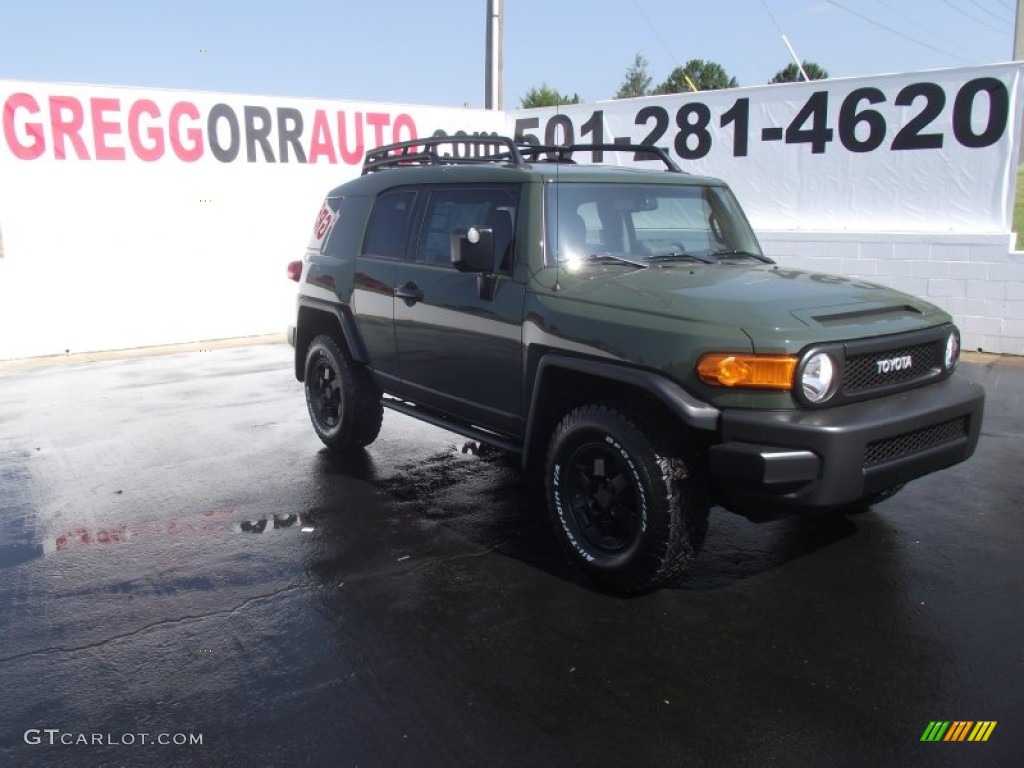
[382,397,523,455]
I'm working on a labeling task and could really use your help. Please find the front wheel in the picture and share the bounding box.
[304,334,383,451]
[545,405,709,593]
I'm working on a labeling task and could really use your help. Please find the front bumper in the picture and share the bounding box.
[708,375,984,512]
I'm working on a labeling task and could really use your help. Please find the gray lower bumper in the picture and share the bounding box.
[709,375,985,511]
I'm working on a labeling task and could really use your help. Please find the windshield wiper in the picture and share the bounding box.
[708,249,775,264]
[580,253,650,269]
[646,251,715,265]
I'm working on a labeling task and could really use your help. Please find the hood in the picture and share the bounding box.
[552,262,948,346]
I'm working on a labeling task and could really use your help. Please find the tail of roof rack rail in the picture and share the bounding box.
[518,143,683,172]
[361,135,684,174]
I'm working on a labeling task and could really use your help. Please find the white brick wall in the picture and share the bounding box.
[757,231,1022,355]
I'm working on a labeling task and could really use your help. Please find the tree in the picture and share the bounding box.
[615,53,652,99]
[771,61,829,84]
[653,59,739,94]
[519,84,581,109]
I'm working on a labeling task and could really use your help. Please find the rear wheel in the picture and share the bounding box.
[304,334,383,451]
[545,405,709,593]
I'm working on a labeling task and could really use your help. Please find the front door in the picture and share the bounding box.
[393,184,525,435]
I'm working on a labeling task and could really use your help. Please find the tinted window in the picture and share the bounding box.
[362,189,416,259]
[416,186,518,268]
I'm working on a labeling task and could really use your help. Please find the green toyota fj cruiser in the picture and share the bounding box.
[288,136,984,591]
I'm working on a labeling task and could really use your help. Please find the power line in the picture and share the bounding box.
[629,0,680,69]
[939,0,1008,35]
[826,1,973,63]
[760,0,809,80]
[760,0,785,35]
[967,0,1010,23]
[873,0,980,57]
[995,0,1013,11]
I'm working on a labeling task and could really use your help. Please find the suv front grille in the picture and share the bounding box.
[842,341,942,394]
[863,417,968,468]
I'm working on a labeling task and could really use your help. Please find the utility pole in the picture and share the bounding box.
[1016,0,1024,60]
[1015,0,1024,173]
[485,0,504,109]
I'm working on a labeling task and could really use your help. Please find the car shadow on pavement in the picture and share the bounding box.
[678,512,859,589]
[313,447,379,482]
[358,444,861,593]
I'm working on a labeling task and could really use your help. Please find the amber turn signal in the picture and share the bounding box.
[696,353,797,389]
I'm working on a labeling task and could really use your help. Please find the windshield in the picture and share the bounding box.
[545,182,763,266]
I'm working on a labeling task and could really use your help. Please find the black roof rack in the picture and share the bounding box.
[361,135,683,174]
[362,136,526,174]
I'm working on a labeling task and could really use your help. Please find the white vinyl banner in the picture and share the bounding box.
[507,63,1024,233]
[0,63,1022,359]
[0,83,503,359]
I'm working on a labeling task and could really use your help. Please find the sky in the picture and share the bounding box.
[0,0,1016,108]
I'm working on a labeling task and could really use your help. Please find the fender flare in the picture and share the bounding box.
[294,297,367,380]
[521,354,720,467]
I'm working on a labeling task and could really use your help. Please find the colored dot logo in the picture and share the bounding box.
[199,649,213,653]
[921,720,997,742]
[199,49,213,53]
[199,199,213,203]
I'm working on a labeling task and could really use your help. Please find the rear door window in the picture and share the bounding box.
[362,189,417,259]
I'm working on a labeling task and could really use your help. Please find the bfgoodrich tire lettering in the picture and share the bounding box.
[304,334,383,451]
[545,405,709,592]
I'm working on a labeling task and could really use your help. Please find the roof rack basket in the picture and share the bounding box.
[362,136,527,174]
[361,135,683,174]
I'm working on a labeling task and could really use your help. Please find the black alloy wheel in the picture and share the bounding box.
[303,334,383,451]
[546,404,709,592]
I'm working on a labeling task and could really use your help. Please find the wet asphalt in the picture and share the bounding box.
[0,345,1021,767]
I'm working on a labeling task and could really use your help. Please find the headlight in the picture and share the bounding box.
[944,328,960,371]
[800,351,836,403]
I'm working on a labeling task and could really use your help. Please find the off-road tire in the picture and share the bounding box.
[304,334,383,451]
[545,404,709,593]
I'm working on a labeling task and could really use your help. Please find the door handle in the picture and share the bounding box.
[394,281,424,305]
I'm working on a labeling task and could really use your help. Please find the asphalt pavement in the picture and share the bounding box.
[0,344,1021,767]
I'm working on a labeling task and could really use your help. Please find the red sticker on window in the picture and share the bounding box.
[313,203,333,240]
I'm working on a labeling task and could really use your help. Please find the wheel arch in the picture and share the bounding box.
[521,354,720,470]
[294,298,367,381]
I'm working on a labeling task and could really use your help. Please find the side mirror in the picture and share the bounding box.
[451,227,495,273]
